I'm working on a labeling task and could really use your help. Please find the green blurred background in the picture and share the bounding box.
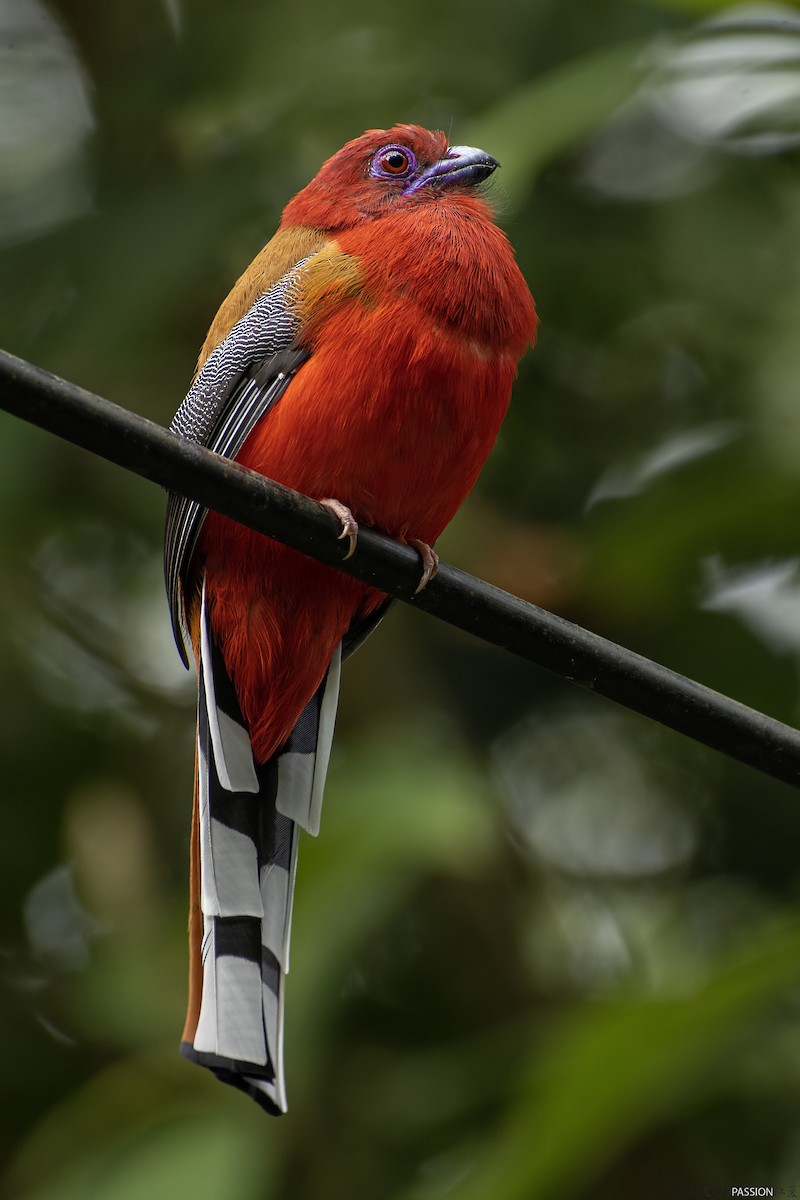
[2,0,800,1196]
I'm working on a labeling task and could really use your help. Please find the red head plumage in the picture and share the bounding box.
[283,125,455,229]
[281,124,536,356]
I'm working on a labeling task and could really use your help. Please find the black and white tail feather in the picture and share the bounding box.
[183,583,341,1113]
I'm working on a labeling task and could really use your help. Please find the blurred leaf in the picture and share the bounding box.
[644,0,799,11]
[468,42,645,201]
[434,918,800,1200]
[5,1056,269,1200]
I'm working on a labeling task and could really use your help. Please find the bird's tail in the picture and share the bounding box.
[180,583,340,1114]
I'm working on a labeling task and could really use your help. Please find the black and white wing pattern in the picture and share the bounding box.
[165,261,312,663]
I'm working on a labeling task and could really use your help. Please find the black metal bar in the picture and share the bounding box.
[1,346,799,788]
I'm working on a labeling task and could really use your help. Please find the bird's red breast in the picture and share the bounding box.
[196,125,537,760]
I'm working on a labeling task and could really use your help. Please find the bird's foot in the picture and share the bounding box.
[409,539,439,594]
[320,498,359,560]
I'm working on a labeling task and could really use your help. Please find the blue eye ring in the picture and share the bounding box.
[370,144,417,181]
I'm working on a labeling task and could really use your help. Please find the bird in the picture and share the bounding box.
[164,124,537,1114]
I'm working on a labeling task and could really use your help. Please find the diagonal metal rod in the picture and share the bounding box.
[1,346,799,788]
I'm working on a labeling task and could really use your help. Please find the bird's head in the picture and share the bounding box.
[282,125,499,232]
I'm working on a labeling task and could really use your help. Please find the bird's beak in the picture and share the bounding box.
[404,145,500,195]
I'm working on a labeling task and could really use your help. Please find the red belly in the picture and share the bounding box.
[200,297,516,760]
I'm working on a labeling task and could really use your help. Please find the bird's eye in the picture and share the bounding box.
[380,149,410,173]
[370,144,416,180]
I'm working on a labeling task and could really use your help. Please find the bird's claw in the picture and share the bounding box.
[409,539,439,594]
[320,498,359,560]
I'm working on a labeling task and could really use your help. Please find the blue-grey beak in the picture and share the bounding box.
[404,145,500,195]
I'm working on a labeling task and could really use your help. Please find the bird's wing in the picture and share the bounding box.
[165,261,314,664]
[165,252,394,667]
